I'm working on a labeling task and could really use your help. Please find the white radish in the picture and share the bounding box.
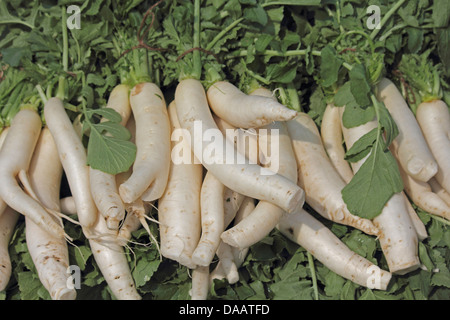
[44,97,98,229]
[192,171,225,267]
[190,265,210,300]
[87,211,141,300]
[0,108,65,239]
[277,208,392,290]
[415,100,450,194]
[60,196,77,215]
[376,78,438,182]
[116,167,159,250]
[174,78,304,214]
[286,113,379,236]
[0,206,19,291]
[215,242,239,284]
[221,121,298,249]
[89,85,131,230]
[429,178,450,207]
[89,168,125,230]
[207,81,297,128]
[0,128,9,219]
[119,82,171,204]
[26,127,76,300]
[210,197,255,284]
[340,111,420,275]
[158,102,203,269]
[403,194,429,241]
[396,153,450,221]
[321,104,354,183]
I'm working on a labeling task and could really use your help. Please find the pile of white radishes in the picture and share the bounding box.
[0,75,449,300]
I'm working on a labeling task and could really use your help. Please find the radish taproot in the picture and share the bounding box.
[26,127,76,300]
[192,171,225,267]
[0,206,19,291]
[89,84,131,230]
[44,97,98,229]
[119,82,171,204]
[0,108,66,239]
[158,102,203,269]
[207,81,297,129]
[340,112,420,275]
[321,104,354,183]
[174,78,305,214]
[87,211,142,300]
[286,113,379,235]
[277,208,392,290]
[221,121,297,249]
[376,78,438,182]
[415,100,450,195]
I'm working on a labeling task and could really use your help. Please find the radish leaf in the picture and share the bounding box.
[342,138,403,219]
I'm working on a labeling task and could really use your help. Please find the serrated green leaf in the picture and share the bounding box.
[85,107,123,123]
[345,128,377,163]
[87,132,136,175]
[94,121,132,141]
[320,45,343,88]
[342,139,404,219]
[349,64,371,106]
[342,103,376,129]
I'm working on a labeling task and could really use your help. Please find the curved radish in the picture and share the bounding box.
[191,171,225,267]
[26,127,76,300]
[88,211,142,300]
[174,78,304,214]
[119,82,171,204]
[221,121,298,249]
[429,178,450,207]
[89,84,131,230]
[211,196,255,284]
[215,242,239,284]
[321,104,354,183]
[0,128,9,219]
[277,208,392,290]
[0,108,65,238]
[207,81,297,128]
[286,113,379,236]
[190,265,210,300]
[415,100,450,194]
[397,154,450,221]
[403,194,429,241]
[116,166,158,249]
[376,78,438,182]
[0,206,19,291]
[89,168,125,230]
[158,102,203,269]
[60,196,77,215]
[340,111,420,275]
[44,97,98,229]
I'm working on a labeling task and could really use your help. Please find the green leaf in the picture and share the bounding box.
[349,64,371,106]
[377,100,399,147]
[344,128,377,163]
[320,45,343,88]
[342,139,404,219]
[342,103,376,129]
[86,131,137,175]
[0,47,31,67]
[432,0,450,27]
[243,5,268,26]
